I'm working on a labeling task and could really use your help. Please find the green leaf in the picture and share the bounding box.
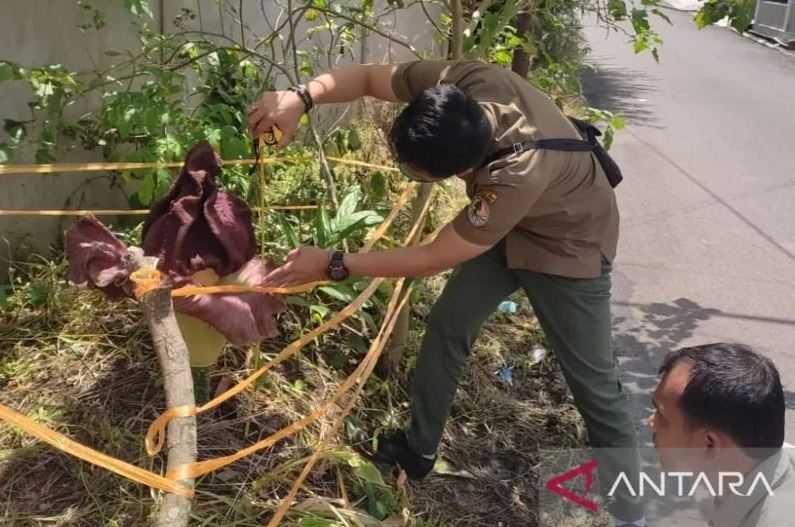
[0,145,8,164]
[287,295,311,307]
[276,214,300,249]
[651,8,673,24]
[483,13,499,35]
[35,144,55,164]
[298,517,341,527]
[369,499,389,521]
[220,126,247,159]
[369,171,386,202]
[4,120,27,143]
[0,61,22,82]
[138,172,156,205]
[328,211,383,246]
[335,186,361,226]
[493,49,513,65]
[27,282,49,307]
[346,452,386,486]
[347,128,362,151]
[463,35,477,53]
[124,0,153,19]
[631,9,651,33]
[205,127,222,149]
[603,127,615,150]
[608,0,628,19]
[318,283,357,303]
[154,168,171,198]
[310,304,331,321]
[359,311,378,333]
[313,203,331,247]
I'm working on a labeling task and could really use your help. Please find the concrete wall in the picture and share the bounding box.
[0,0,442,281]
[753,0,795,43]
[0,1,145,280]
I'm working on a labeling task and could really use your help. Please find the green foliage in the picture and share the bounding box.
[585,107,626,150]
[329,449,400,521]
[696,0,755,32]
[457,0,667,103]
[123,0,153,19]
[0,60,24,82]
[276,186,386,329]
[463,2,522,61]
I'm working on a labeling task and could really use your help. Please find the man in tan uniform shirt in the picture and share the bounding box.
[250,60,643,525]
[652,343,794,527]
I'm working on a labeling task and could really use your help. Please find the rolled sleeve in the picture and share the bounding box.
[391,61,448,102]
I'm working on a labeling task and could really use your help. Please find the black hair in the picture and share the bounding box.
[659,343,785,459]
[389,84,492,179]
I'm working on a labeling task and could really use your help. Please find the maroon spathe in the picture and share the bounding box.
[65,141,284,345]
[142,141,256,280]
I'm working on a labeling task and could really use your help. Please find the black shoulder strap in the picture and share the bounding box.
[480,117,599,168]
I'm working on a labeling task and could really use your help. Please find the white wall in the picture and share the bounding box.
[0,0,442,281]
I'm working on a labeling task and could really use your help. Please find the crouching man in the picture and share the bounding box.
[651,343,794,527]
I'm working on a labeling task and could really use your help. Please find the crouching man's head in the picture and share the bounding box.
[650,342,785,473]
[389,85,492,182]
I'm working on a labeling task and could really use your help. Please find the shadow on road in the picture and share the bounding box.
[613,297,726,448]
[581,56,662,128]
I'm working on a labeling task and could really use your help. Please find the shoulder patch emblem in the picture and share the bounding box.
[467,189,497,228]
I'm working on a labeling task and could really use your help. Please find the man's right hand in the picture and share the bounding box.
[247,90,304,149]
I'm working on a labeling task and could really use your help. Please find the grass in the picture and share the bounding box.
[0,252,590,526]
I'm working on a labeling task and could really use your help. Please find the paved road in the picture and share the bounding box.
[581,11,795,446]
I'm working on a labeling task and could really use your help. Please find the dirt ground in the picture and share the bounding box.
[1,264,595,526]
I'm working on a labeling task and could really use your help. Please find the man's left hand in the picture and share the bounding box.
[263,246,330,287]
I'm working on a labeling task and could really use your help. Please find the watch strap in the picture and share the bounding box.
[288,84,314,113]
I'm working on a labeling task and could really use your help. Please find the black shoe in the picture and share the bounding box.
[371,430,435,480]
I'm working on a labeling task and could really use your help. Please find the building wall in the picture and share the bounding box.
[0,0,442,281]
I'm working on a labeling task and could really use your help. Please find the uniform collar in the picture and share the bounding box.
[710,449,791,527]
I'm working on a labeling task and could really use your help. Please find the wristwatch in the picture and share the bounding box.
[327,250,349,281]
[288,84,314,113]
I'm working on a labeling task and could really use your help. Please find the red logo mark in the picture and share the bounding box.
[545,459,600,512]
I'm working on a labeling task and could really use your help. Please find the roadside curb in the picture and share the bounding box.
[657,5,795,58]
[734,26,795,58]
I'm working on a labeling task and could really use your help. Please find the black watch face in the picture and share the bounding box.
[329,265,348,281]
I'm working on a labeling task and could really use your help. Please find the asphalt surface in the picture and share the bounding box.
[581,11,795,446]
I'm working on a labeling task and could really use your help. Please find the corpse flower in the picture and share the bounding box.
[66,141,285,372]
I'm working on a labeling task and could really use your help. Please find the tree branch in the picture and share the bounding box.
[450,0,464,59]
[312,7,422,59]
[420,1,446,37]
[129,251,197,527]
[286,0,339,208]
